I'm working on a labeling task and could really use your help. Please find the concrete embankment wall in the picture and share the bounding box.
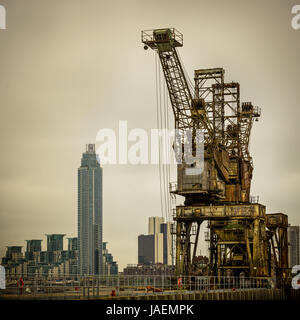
[114,289,299,301]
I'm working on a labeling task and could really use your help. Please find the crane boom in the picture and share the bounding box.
[142,28,214,146]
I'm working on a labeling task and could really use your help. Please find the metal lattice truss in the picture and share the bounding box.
[142,29,260,166]
[142,29,214,149]
[240,102,261,164]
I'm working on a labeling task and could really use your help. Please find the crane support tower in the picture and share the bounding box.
[142,28,289,284]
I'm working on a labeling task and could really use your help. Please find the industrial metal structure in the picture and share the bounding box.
[142,28,289,285]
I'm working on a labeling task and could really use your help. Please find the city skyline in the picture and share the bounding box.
[1,0,300,271]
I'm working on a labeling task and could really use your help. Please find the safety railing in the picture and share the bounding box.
[141,28,183,48]
[0,274,276,299]
[1,274,82,299]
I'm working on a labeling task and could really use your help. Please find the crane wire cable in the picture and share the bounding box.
[163,77,170,223]
[156,53,172,223]
[155,53,164,220]
[159,57,168,223]
[163,59,173,223]
[157,51,186,224]
[162,60,170,224]
[162,73,175,264]
[164,78,173,223]
[160,59,172,223]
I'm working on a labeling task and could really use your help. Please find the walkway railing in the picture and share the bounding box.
[0,274,276,299]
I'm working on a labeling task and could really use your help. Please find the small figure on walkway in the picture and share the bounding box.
[17,277,24,295]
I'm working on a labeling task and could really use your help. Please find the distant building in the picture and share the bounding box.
[6,246,23,261]
[138,217,172,266]
[67,237,78,252]
[103,242,118,275]
[26,240,42,252]
[46,234,65,252]
[25,240,42,262]
[123,263,175,275]
[67,237,78,275]
[288,226,300,267]
[1,246,23,266]
[138,234,155,264]
[160,223,173,265]
[148,217,164,235]
[155,233,164,263]
[1,235,78,277]
[78,144,103,275]
[44,234,65,264]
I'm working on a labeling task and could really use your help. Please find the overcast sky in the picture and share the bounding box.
[0,0,299,271]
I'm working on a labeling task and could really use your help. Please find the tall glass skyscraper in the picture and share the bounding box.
[78,144,103,275]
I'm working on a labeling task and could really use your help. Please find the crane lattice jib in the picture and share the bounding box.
[240,102,261,165]
[142,28,214,146]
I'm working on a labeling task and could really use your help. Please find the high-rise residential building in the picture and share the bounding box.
[67,237,78,275]
[67,237,78,252]
[46,234,65,252]
[288,225,300,268]
[2,246,23,264]
[103,242,118,275]
[26,240,42,253]
[45,234,65,264]
[25,240,42,262]
[1,234,78,277]
[78,144,103,275]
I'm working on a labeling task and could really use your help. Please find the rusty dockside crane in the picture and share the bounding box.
[142,28,289,285]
